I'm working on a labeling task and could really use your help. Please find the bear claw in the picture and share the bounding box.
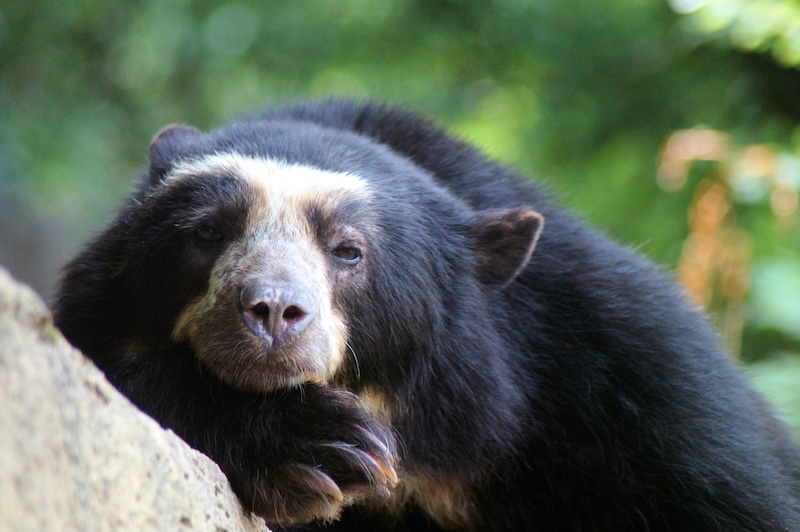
[364,450,399,486]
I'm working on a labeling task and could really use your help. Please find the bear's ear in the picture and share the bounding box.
[472,208,544,290]
[146,123,202,187]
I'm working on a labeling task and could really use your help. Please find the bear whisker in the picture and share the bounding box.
[345,341,361,381]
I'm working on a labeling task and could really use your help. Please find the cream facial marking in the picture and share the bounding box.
[166,152,371,392]
[164,151,372,213]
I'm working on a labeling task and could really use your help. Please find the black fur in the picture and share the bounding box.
[55,100,800,530]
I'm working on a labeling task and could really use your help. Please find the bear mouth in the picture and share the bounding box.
[191,324,335,393]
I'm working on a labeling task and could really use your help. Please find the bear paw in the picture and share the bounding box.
[252,438,397,525]
[226,385,398,526]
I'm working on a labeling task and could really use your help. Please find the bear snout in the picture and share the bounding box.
[239,279,316,346]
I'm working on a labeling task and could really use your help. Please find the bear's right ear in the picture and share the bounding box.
[472,208,544,291]
[146,123,202,187]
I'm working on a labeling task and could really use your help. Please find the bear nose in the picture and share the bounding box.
[239,279,315,346]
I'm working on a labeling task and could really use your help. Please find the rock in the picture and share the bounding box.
[0,267,269,531]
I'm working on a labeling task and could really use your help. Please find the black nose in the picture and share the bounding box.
[239,279,315,346]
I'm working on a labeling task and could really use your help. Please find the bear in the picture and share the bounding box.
[54,99,800,531]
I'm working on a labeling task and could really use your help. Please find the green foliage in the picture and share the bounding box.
[671,0,800,67]
[751,258,800,341]
[0,0,798,427]
[746,354,800,437]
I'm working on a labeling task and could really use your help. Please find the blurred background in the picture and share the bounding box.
[0,0,798,433]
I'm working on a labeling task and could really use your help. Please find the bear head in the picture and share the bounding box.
[62,118,543,397]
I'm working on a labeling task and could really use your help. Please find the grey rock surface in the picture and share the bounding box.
[0,266,269,532]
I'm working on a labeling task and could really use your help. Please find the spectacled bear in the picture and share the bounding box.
[54,99,800,531]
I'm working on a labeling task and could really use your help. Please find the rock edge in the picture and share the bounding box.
[0,266,269,532]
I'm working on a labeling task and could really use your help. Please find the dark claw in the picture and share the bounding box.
[364,450,399,486]
[319,442,398,496]
[297,464,344,503]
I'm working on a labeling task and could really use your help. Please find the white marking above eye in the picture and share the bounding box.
[165,152,374,238]
[166,152,371,202]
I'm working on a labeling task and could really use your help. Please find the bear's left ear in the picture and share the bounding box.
[472,208,544,290]
[146,123,203,187]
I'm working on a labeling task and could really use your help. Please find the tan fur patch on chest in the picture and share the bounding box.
[395,475,478,531]
[357,390,477,530]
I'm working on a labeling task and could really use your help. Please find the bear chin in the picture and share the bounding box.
[194,341,333,393]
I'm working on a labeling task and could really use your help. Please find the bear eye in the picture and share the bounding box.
[195,225,223,243]
[332,245,362,265]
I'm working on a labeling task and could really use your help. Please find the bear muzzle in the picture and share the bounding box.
[239,278,316,348]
